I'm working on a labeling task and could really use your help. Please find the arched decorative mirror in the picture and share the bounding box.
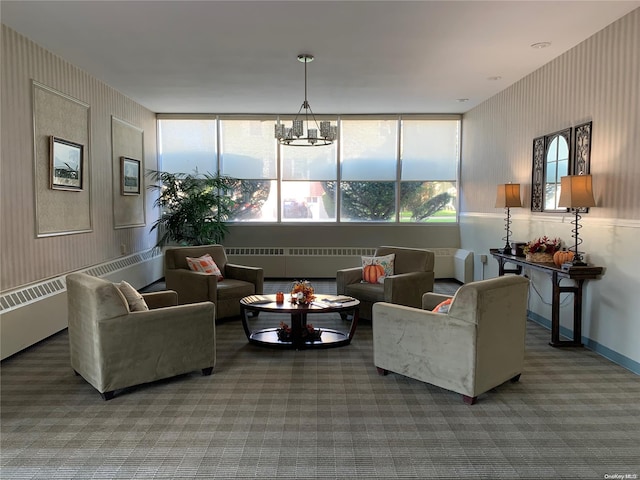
[543,129,571,211]
[531,127,571,212]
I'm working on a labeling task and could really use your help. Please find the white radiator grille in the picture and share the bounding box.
[225,247,376,257]
[0,249,162,314]
[226,246,462,279]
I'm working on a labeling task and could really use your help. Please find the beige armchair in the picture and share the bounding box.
[372,275,530,404]
[164,244,264,319]
[66,273,216,400]
[336,246,435,320]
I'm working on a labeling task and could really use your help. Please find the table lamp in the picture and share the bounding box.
[495,183,522,254]
[557,174,596,266]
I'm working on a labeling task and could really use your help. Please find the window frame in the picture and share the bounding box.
[157,114,461,225]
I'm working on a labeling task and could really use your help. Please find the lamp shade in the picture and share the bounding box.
[558,175,596,208]
[495,183,522,208]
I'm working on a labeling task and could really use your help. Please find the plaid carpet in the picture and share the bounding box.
[1,280,638,479]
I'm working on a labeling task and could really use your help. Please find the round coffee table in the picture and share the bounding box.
[240,294,360,349]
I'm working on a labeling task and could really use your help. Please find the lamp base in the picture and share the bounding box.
[562,259,588,270]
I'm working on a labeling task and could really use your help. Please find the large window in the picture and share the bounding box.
[157,115,459,223]
[220,118,277,221]
[281,117,338,222]
[400,119,458,222]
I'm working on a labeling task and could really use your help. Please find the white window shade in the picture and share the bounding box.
[220,119,276,179]
[341,119,398,181]
[158,119,216,174]
[282,144,337,181]
[401,120,459,180]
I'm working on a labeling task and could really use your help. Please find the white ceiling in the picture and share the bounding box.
[2,1,639,115]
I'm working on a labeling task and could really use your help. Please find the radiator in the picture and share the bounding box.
[226,247,471,280]
[0,248,164,360]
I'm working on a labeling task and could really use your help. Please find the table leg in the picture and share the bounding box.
[347,307,359,341]
[240,305,251,339]
[549,275,584,348]
[550,272,561,346]
[290,312,306,349]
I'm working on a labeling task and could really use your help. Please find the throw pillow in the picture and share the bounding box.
[432,298,453,314]
[117,281,149,312]
[186,254,224,280]
[361,253,395,284]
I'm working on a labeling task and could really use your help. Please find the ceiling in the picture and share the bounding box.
[2,1,639,115]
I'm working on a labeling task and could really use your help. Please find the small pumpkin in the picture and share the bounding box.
[363,264,385,284]
[553,250,575,267]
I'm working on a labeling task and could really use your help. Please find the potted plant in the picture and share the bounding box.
[147,170,238,247]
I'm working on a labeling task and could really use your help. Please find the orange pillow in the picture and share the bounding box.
[432,298,452,313]
[186,254,224,280]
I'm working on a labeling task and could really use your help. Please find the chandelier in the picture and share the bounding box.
[275,54,337,146]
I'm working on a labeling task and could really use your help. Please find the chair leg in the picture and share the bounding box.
[462,395,477,405]
[510,373,521,383]
[101,391,115,401]
[202,367,214,376]
[376,367,389,376]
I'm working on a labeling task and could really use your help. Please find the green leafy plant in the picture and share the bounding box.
[147,170,238,247]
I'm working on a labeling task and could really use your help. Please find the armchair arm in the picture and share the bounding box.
[97,301,216,391]
[422,292,452,311]
[226,264,264,294]
[142,290,178,309]
[383,271,435,308]
[336,267,363,294]
[165,268,218,304]
[372,302,476,395]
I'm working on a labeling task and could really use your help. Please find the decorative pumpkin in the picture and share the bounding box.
[363,264,385,284]
[553,250,575,267]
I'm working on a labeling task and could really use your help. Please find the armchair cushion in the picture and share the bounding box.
[186,253,224,280]
[432,298,452,313]
[361,253,395,284]
[116,280,149,312]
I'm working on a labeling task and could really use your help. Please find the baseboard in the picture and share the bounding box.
[528,311,640,375]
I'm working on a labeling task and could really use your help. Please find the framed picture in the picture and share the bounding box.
[50,136,83,191]
[120,157,141,195]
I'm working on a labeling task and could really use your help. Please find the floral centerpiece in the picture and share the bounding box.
[276,321,322,342]
[523,236,562,262]
[290,280,315,305]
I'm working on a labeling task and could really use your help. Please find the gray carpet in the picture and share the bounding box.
[1,280,639,479]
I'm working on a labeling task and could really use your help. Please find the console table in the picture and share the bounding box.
[490,249,604,348]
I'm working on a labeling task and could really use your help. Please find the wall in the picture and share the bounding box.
[1,25,159,291]
[0,26,159,358]
[459,9,639,372]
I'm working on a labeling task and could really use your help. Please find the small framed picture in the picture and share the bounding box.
[50,136,83,191]
[120,157,141,195]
